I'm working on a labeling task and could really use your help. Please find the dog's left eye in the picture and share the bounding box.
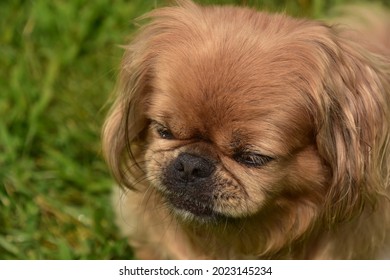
[233,152,274,168]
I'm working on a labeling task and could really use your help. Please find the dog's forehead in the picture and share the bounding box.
[153,39,311,120]
[153,25,320,107]
[147,3,327,137]
[148,20,319,150]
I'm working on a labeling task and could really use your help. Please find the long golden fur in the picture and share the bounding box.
[103,0,390,259]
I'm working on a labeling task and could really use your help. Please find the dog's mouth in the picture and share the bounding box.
[166,192,218,218]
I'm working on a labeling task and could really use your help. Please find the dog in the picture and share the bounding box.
[102,0,390,259]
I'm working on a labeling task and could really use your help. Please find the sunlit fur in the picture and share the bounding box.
[103,0,390,259]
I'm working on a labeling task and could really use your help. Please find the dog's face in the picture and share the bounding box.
[144,37,329,220]
[104,1,388,232]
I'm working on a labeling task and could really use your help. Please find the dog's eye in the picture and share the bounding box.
[233,152,274,167]
[155,124,174,140]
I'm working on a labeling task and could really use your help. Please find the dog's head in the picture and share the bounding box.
[103,0,389,241]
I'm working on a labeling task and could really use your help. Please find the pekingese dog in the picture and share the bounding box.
[103,0,390,259]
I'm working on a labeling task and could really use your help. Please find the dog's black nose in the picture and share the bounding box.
[171,153,215,183]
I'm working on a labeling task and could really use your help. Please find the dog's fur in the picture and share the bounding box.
[103,0,390,259]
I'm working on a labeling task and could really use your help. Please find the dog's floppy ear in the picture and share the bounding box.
[102,23,157,189]
[309,26,390,223]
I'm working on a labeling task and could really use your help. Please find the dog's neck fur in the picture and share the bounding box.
[180,198,390,259]
[116,186,390,259]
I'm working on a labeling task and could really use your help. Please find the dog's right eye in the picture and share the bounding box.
[154,123,174,140]
[158,127,174,139]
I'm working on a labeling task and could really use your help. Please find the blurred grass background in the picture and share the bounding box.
[1,0,388,259]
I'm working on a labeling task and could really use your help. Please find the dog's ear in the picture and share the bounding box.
[102,24,156,189]
[308,26,390,224]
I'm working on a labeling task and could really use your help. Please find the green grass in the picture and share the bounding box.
[0,0,388,260]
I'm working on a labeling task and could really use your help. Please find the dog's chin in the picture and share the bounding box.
[165,193,228,223]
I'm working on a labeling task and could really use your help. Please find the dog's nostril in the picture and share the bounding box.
[173,153,214,182]
[174,161,185,172]
[192,168,202,177]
